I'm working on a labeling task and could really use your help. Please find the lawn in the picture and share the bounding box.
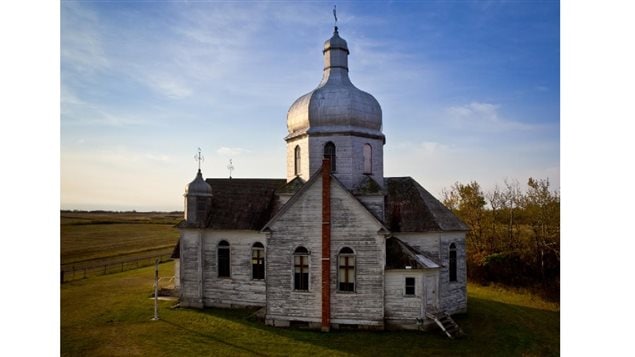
[61,262,559,356]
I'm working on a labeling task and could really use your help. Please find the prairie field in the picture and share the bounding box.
[61,211,181,265]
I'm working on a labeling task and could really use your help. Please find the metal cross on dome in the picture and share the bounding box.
[194,147,204,171]
[227,159,234,179]
[333,5,337,26]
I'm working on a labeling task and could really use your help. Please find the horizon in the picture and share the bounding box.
[61,2,560,211]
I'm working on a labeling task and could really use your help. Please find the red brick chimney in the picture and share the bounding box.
[321,159,331,332]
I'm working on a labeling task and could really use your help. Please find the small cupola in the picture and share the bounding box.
[184,169,212,226]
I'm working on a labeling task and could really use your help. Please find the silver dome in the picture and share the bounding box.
[185,169,212,195]
[287,28,382,139]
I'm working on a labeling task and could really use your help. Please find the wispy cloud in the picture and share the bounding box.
[217,147,250,157]
[446,101,535,132]
[61,2,109,75]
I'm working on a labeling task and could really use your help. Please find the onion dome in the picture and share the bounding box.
[184,169,212,195]
[287,27,383,140]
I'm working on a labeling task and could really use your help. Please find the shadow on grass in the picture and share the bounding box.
[177,297,559,357]
[159,318,268,356]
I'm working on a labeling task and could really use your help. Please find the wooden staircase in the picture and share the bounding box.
[425,307,465,339]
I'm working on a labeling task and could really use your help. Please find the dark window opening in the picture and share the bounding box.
[405,277,415,296]
[338,247,355,292]
[218,240,230,277]
[323,142,336,172]
[252,242,265,280]
[294,145,301,176]
[449,243,457,282]
[294,247,309,290]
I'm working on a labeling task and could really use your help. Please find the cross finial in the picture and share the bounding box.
[227,159,234,179]
[333,5,338,28]
[194,147,204,171]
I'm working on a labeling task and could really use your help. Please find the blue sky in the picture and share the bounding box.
[60,1,560,211]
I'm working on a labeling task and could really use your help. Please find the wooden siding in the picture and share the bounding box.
[267,175,386,326]
[179,229,267,308]
[438,234,467,314]
[384,270,424,321]
[391,231,467,315]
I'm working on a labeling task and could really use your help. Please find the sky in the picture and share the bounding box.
[60,1,560,211]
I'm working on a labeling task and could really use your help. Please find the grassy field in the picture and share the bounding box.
[61,262,560,356]
[61,211,181,265]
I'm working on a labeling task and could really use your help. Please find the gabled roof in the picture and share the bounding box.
[384,177,468,232]
[262,168,388,233]
[177,178,286,230]
[386,236,441,270]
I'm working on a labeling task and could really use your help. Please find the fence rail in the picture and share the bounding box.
[61,253,174,283]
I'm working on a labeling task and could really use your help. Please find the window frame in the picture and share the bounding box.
[251,242,265,280]
[293,247,310,291]
[217,240,231,278]
[337,247,356,293]
[449,242,457,282]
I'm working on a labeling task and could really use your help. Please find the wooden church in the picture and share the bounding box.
[173,26,468,333]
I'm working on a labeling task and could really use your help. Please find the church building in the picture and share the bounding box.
[174,26,468,332]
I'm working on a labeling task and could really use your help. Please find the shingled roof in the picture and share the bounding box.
[177,178,286,230]
[177,176,466,233]
[384,177,468,232]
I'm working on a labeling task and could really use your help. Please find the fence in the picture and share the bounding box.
[61,252,174,283]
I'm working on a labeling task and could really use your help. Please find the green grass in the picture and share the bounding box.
[61,212,181,264]
[61,263,559,356]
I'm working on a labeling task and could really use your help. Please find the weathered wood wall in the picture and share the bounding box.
[306,135,384,190]
[438,234,467,314]
[179,229,267,308]
[392,231,467,315]
[266,175,386,327]
[384,270,423,328]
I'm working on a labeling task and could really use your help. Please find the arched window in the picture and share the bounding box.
[449,243,457,282]
[293,247,309,291]
[338,247,355,292]
[363,144,372,174]
[252,242,265,280]
[294,145,301,176]
[218,240,230,278]
[323,142,336,172]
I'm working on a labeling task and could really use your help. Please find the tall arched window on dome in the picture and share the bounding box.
[338,247,356,292]
[363,144,372,174]
[218,240,231,278]
[294,145,301,176]
[449,243,457,282]
[324,142,336,172]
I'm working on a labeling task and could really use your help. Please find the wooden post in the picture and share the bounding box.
[321,159,331,332]
[152,258,159,321]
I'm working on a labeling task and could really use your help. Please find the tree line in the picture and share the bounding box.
[442,178,560,300]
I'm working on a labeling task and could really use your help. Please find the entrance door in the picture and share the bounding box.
[423,275,438,309]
